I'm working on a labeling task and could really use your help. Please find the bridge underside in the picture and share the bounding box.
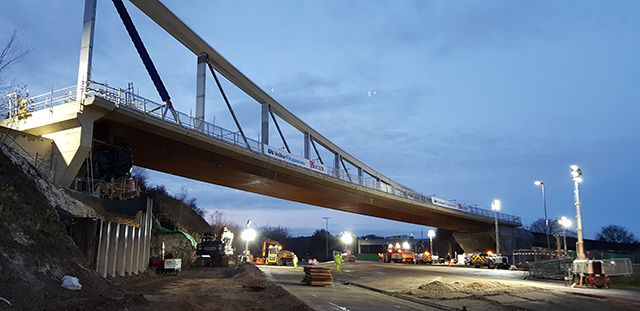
[453,228,534,254]
[3,97,520,233]
[83,98,503,232]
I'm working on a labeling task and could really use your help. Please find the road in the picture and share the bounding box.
[260,261,640,311]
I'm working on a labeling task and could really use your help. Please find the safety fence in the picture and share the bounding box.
[1,82,522,226]
[603,258,634,277]
[526,258,573,280]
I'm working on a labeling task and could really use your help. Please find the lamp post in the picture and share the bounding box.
[491,199,501,254]
[323,217,330,261]
[559,216,572,256]
[570,165,585,260]
[534,180,551,256]
[427,229,436,256]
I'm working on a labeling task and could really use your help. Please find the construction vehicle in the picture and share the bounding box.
[402,249,417,264]
[418,250,433,264]
[256,239,295,266]
[194,227,237,267]
[469,251,509,269]
[379,242,415,263]
[570,259,610,288]
[343,249,357,262]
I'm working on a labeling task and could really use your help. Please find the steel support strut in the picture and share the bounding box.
[269,107,291,153]
[208,64,251,150]
[111,0,179,122]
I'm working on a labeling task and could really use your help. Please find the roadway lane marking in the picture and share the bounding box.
[329,302,350,311]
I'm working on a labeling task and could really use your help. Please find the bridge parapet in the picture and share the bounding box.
[1,82,522,227]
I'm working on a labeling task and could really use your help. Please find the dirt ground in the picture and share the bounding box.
[122,264,313,311]
[398,279,640,311]
[0,148,312,311]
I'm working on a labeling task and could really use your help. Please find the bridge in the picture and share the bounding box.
[0,0,529,253]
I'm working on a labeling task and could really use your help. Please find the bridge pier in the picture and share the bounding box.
[453,227,533,256]
[0,100,106,188]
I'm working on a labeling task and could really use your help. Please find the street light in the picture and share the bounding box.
[323,217,330,261]
[341,231,354,251]
[491,199,501,254]
[402,241,411,250]
[534,180,551,256]
[559,216,572,256]
[570,164,585,260]
[427,229,436,256]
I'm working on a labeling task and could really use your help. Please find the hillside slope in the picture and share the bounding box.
[0,148,143,310]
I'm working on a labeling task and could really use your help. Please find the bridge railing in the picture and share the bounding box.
[1,86,77,119]
[2,82,522,226]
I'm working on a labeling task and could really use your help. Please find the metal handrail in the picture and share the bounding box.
[1,82,522,226]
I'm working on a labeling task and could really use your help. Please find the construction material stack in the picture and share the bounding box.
[302,266,333,287]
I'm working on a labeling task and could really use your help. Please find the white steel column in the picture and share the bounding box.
[76,0,97,99]
[304,132,311,159]
[195,53,207,131]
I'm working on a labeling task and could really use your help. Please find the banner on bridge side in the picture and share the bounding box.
[264,145,327,174]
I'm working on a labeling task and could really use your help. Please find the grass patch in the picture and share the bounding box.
[610,275,640,290]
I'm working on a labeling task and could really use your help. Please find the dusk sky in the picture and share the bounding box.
[2,0,638,238]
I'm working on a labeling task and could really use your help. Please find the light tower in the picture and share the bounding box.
[491,199,501,254]
[570,165,585,260]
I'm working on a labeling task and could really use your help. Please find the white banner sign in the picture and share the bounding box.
[264,145,327,174]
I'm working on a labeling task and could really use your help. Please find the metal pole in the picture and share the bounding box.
[429,236,433,255]
[574,180,585,260]
[323,217,330,261]
[563,227,568,256]
[540,183,551,256]
[493,210,500,254]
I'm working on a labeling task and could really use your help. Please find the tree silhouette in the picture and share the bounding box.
[529,217,576,237]
[596,225,638,244]
[259,225,290,242]
[308,229,339,261]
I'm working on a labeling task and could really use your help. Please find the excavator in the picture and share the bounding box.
[255,239,295,266]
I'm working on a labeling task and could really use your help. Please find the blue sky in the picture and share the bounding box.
[2,0,638,238]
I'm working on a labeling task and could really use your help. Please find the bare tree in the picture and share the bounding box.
[207,209,237,232]
[260,225,291,242]
[529,217,576,237]
[596,225,638,244]
[131,166,148,192]
[0,28,32,92]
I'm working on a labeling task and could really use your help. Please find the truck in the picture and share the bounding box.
[469,251,509,269]
[417,250,433,264]
[378,242,416,264]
